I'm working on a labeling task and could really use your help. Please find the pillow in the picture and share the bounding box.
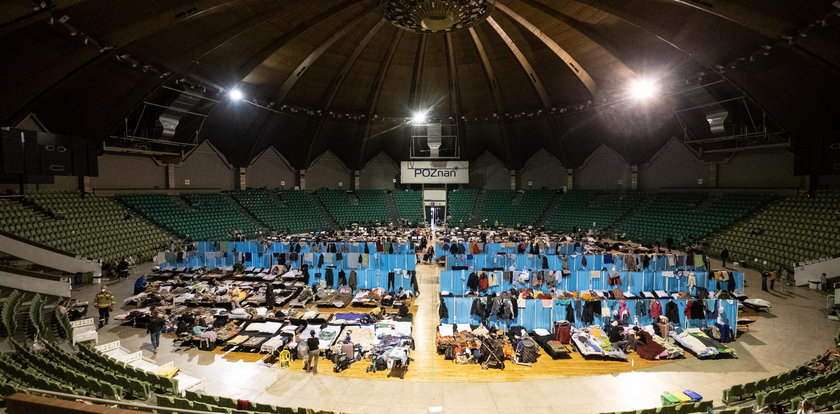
[533,328,550,337]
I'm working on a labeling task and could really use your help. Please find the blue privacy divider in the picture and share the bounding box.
[444,296,740,332]
[440,270,514,295]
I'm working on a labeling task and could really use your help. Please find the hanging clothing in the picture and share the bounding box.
[544,271,555,288]
[581,255,588,268]
[325,268,334,288]
[565,304,575,324]
[466,272,479,291]
[650,301,663,320]
[636,299,648,317]
[349,271,357,291]
[439,298,449,320]
[541,255,549,269]
[665,301,680,324]
[338,270,347,286]
[478,273,489,291]
[582,301,599,325]
[487,272,499,287]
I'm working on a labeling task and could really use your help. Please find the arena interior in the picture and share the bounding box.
[1,1,840,413]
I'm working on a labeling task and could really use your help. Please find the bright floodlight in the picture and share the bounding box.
[228,89,243,101]
[628,78,658,100]
[411,111,428,124]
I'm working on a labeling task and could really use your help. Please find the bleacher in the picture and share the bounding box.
[447,188,479,227]
[392,189,424,225]
[708,189,840,271]
[316,189,390,227]
[0,284,334,413]
[720,332,840,413]
[231,189,331,234]
[613,193,771,246]
[119,193,267,241]
[478,189,555,227]
[542,190,643,233]
[0,193,172,263]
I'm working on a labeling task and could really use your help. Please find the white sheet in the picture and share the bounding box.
[260,322,283,334]
[438,324,454,337]
[456,323,472,333]
[533,328,550,336]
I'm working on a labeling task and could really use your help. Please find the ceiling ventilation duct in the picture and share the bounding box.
[157,92,202,139]
[705,110,728,135]
[680,87,729,136]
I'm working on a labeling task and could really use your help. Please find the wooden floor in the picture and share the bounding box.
[210,342,686,382]
[200,263,691,382]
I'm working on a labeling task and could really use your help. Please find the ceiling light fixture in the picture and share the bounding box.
[228,89,243,101]
[627,78,658,101]
[411,110,428,124]
[380,0,495,33]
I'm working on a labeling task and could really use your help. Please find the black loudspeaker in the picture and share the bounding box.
[0,129,24,174]
[38,132,73,175]
[0,128,99,176]
[23,132,40,175]
[71,138,89,176]
[794,131,840,175]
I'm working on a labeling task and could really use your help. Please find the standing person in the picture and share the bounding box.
[133,274,147,295]
[147,312,164,354]
[303,330,320,374]
[760,269,769,292]
[94,286,115,328]
[769,269,777,290]
[720,248,729,269]
[265,282,275,309]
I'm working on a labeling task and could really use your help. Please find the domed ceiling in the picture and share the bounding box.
[1,0,839,170]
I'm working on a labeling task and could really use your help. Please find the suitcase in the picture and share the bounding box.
[555,323,571,344]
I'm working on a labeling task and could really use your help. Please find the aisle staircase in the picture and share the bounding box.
[385,191,401,225]
[308,192,339,230]
[535,191,564,228]
[469,191,486,226]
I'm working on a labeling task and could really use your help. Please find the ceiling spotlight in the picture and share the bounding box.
[411,110,428,124]
[228,89,243,101]
[628,78,658,100]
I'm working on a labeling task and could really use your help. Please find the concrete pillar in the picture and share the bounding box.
[81,176,92,193]
[631,165,638,190]
[510,170,517,190]
[166,164,176,189]
[297,169,306,190]
[354,170,361,190]
[566,168,574,190]
[236,167,246,190]
[709,163,718,188]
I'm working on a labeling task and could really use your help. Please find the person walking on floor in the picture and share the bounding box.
[304,330,320,374]
[147,312,165,354]
[94,286,115,328]
[720,248,729,269]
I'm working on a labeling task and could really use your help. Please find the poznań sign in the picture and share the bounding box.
[400,161,469,184]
